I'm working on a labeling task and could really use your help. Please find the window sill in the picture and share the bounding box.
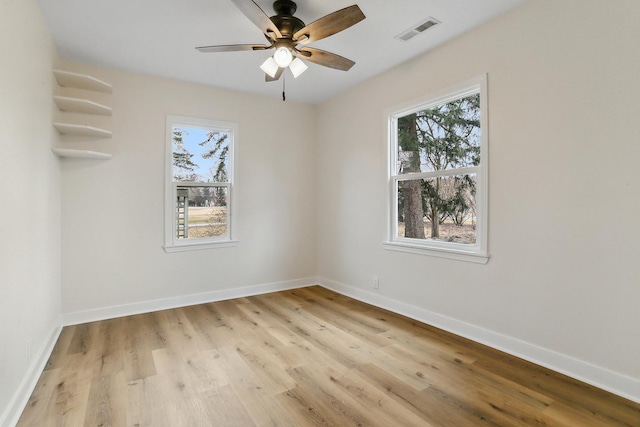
[164,240,239,253]
[383,241,489,264]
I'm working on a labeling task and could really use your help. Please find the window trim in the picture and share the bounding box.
[163,115,238,253]
[384,75,489,264]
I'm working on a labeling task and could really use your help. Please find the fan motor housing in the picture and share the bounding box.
[271,0,305,37]
[273,0,296,16]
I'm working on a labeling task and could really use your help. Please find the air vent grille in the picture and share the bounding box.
[396,17,440,41]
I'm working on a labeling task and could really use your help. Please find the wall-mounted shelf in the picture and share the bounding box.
[53,95,112,115]
[52,148,112,160]
[53,69,112,93]
[53,69,112,160]
[53,122,112,138]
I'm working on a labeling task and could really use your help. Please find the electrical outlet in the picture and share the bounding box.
[372,275,379,289]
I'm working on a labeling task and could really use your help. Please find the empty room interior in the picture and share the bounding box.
[1,0,639,425]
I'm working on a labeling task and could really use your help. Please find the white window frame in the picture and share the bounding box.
[384,75,489,263]
[163,115,238,253]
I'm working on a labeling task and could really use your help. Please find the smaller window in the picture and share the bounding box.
[164,115,238,252]
[385,75,489,263]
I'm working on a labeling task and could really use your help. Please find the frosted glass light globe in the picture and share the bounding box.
[289,57,308,78]
[260,57,279,78]
[273,46,293,68]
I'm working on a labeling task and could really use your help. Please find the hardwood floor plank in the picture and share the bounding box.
[375,340,553,424]
[212,298,247,319]
[90,319,127,379]
[228,312,313,370]
[355,362,506,426]
[83,373,127,427]
[235,299,343,373]
[377,327,477,365]
[15,369,60,427]
[323,365,435,427]
[200,385,257,427]
[41,370,92,426]
[540,399,635,427]
[250,293,378,369]
[65,323,92,355]
[235,301,304,347]
[290,291,394,349]
[125,378,154,427]
[179,304,228,349]
[212,346,294,427]
[234,339,298,394]
[472,351,640,425]
[122,313,166,381]
[43,327,74,371]
[150,347,218,426]
[17,286,640,426]
[279,365,375,427]
[288,288,389,336]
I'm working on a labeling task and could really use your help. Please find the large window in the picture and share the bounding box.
[164,115,237,252]
[385,76,488,263]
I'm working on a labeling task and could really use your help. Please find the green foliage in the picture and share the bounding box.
[413,94,480,170]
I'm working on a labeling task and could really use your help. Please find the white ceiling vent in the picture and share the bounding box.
[395,17,441,41]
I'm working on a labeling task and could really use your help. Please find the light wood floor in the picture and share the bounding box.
[18,286,640,426]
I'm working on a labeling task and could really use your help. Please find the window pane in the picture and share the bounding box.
[176,186,227,239]
[396,93,480,174]
[172,126,230,183]
[396,174,477,244]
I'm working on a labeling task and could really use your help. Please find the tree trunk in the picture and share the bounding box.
[431,177,441,239]
[430,202,440,238]
[399,117,424,239]
[403,179,425,239]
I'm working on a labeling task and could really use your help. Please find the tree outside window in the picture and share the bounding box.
[164,116,237,252]
[387,76,488,262]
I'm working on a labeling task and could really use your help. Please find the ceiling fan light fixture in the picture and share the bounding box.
[260,56,279,78]
[273,46,293,68]
[289,57,308,78]
[197,0,366,86]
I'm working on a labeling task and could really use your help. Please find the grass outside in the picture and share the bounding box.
[185,206,227,238]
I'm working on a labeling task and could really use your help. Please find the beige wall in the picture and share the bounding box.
[316,0,640,391]
[58,63,318,315]
[0,0,62,423]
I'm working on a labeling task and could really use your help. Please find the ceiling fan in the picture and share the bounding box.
[196,0,366,82]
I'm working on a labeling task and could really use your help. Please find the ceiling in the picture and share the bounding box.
[37,0,528,104]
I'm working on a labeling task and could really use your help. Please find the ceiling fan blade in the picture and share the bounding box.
[195,44,271,53]
[293,5,365,44]
[298,47,355,71]
[265,67,284,82]
[231,0,282,39]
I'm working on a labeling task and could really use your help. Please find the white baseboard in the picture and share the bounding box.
[317,277,640,404]
[0,318,62,427]
[62,277,319,326]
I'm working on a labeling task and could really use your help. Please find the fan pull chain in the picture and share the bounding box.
[282,71,286,101]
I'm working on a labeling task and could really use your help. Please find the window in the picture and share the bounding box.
[164,115,237,252]
[385,75,488,263]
